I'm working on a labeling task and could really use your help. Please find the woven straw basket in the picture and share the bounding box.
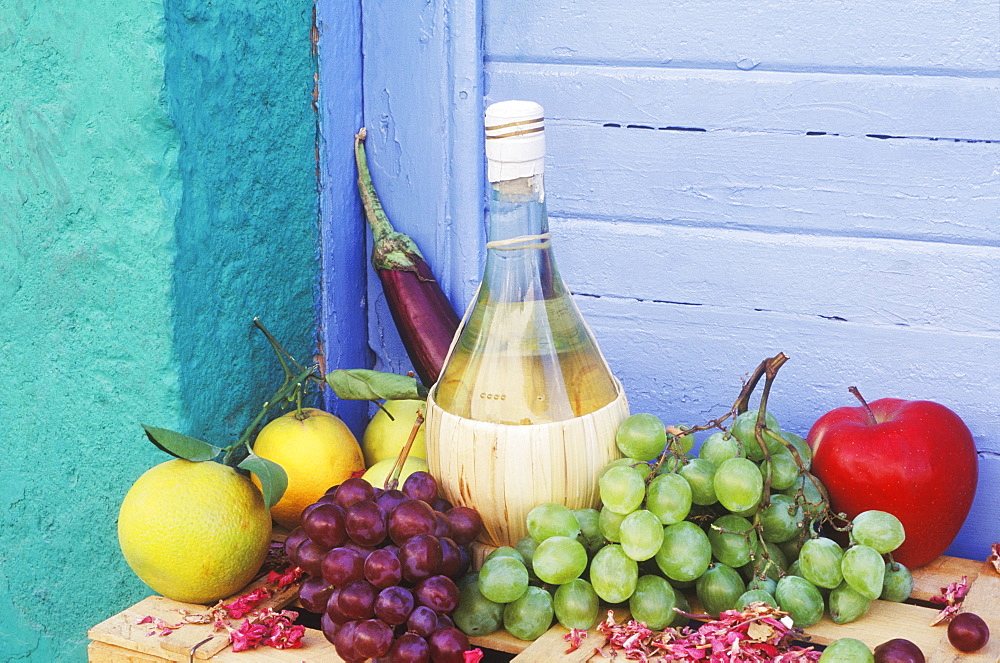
[425,383,630,548]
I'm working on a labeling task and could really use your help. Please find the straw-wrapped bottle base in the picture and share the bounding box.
[425,384,630,548]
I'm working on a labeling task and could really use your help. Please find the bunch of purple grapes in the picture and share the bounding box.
[285,472,485,662]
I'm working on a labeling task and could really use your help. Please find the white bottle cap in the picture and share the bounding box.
[484,100,545,182]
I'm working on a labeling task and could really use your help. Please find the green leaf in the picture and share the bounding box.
[142,425,222,462]
[326,369,428,401]
[238,451,288,509]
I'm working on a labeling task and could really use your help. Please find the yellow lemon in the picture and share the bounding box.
[362,455,429,490]
[252,407,364,529]
[118,459,272,604]
[361,399,427,467]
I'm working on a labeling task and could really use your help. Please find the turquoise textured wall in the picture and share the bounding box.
[0,0,317,659]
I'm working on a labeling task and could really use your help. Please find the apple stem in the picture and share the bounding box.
[849,386,879,426]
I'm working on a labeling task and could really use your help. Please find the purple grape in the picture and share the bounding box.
[338,579,379,620]
[407,605,438,638]
[293,538,327,577]
[346,500,389,547]
[389,499,438,545]
[284,527,309,562]
[334,477,376,510]
[437,537,462,579]
[333,619,364,662]
[428,626,470,663]
[399,534,443,583]
[436,614,455,631]
[374,585,415,625]
[365,547,403,589]
[874,638,925,663]
[320,611,339,644]
[321,547,366,586]
[445,506,483,546]
[374,487,406,512]
[456,546,471,579]
[432,496,453,512]
[386,632,430,663]
[415,575,460,615]
[302,502,349,550]
[344,541,378,558]
[298,574,334,613]
[433,512,454,539]
[325,587,350,625]
[402,471,439,504]
[948,612,990,653]
[353,618,394,659]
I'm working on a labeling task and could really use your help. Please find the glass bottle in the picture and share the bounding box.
[433,100,619,425]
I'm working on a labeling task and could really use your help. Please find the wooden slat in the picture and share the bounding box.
[484,0,999,73]
[487,63,1000,139]
[928,561,1000,663]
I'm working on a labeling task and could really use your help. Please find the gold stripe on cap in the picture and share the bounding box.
[485,116,544,132]
[485,126,544,140]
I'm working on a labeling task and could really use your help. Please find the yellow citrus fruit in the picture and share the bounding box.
[362,455,429,490]
[252,407,364,529]
[361,399,427,467]
[118,459,272,604]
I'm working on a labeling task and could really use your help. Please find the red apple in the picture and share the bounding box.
[807,392,978,568]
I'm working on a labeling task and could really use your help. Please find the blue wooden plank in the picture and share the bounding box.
[487,63,1000,139]
[539,122,1000,246]
[316,0,370,435]
[550,216,1000,332]
[485,0,1000,74]
[360,0,484,380]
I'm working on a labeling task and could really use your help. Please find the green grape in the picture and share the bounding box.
[880,561,914,602]
[777,535,803,564]
[615,413,667,461]
[478,556,529,603]
[820,639,874,662]
[619,509,664,561]
[486,546,526,565]
[778,431,812,471]
[799,537,845,589]
[707,514,757,568]
[600,457,654,480]
[758,494,805,543]
[696,563,746,617]
[589,544,638,604]
[764,450,799,491]
[502,586,554,641]
[851,510,905,554]
[573,508,604,556]
[841,544,885,600]
[714,457,764,513]
[553,578,600,630]
[670,589,691,627]
[453,578,505,636]
[532,536,588,585]
[747,576,777,596]
[828,580,873,624]
[678,458,718,506]
[655,453,693,475]
[629,575,677,629]
[787,558,802,577]
[599,505,626,542]
[743,539,788,582]
[730,409,780,461]
[737,588,776,609]
[645,473,693,525]
[698,431,745,466]
[669,426,696,455]
[514,535,540,573]
[780,472,826,516]
[775,575,824,627]
[526,502,581,542]
[599,465,646,515]
[656,520,712,582]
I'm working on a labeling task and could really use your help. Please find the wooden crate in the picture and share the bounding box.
[89,555,1000,662]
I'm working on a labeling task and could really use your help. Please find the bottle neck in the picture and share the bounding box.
[483,173,560,301]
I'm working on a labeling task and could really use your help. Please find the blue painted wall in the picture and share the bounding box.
[351,1,999,559]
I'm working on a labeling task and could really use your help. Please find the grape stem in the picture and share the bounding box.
[384,410,425,490]
[848,386,879,426]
